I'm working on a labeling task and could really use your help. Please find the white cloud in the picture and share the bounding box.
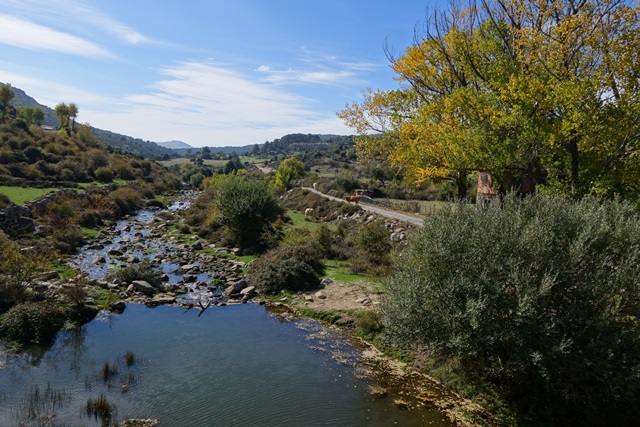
[0,68,111,110]
[2,0,163,47]
[254,48,382,87]
[81,61,351,146]
[0,14,114,58]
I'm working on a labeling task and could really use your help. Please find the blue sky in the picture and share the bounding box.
[0,0,436,147]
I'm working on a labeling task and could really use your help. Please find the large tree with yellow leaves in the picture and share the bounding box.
[339,0,640,199]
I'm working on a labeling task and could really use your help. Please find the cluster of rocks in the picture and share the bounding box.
[0,188,90,236]
[66,207,264,312]
[337,211,413,243]
[0,203,33,236]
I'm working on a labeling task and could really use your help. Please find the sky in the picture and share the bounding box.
[0,0,438,147]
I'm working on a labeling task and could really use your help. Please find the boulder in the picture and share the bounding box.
[152,295,176,305]
[240,286,256,296]
[110,301,126,312]
[131,280,157,295]
[315,291,327,299]
[183,274,198,283]
[225,279,247,296]
[39,271,60,281]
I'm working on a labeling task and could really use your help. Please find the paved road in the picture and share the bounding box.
[301,187,425,227]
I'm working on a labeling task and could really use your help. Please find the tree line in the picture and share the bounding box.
[339,0,640,200]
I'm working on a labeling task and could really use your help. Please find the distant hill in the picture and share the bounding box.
[92,128,175,160]
[171,145,254,156]
[4,83,175,160]
[158,140,193,150]
[3,83,354,160]
[8,85,58,127]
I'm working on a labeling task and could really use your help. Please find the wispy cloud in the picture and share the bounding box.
[84,60,351,146]
[3,0,164,48]
[0,14,114,58]
[255,47,382,87]
[0,67,111,109]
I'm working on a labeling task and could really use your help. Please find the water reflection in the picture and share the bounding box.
[0,304,451,427]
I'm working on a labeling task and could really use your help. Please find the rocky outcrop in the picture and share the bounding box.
[0,203,34,236]
[0,188,92,236]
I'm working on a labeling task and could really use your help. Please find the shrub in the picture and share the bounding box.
[336,173,360,193]
[0,302,65,345]
[51,225,85,254]
[246,245,323,294]
[274,157,305,192]
[212,174,283,248]
[382,194,640,425]
[108,259,163,286]
[109,186,143,215]
[350,220,392,275]
[0,192,9,208]
[94,166,114,183]
[0,235,50,309]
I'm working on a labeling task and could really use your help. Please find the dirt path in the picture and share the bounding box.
[301,186,425,227]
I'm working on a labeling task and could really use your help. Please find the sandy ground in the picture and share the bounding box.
[293,280,381,311]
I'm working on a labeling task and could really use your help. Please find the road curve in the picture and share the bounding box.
[300,187,425,227]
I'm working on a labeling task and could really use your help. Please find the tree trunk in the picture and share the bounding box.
[566,138,579,196]
[456,169,468,199]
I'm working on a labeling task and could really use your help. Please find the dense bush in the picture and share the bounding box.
[108,259,163,286]
[246,245,323,294]
[212,174,283,249]
[0,234,49,310]
[0,302,65,345]
[0,192,9,208]
[274,157,305,191]
[349,220,392,275]
[94,166,114,183]
[109,186,143,215]
[382,194,640,425]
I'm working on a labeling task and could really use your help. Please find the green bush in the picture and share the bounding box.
[350,220,392,275]
[51,225,85,254]
[94,166,114,183]
[246,245,323,294]
[212,174,283,249]
[274,157,305,191]
[0,192,9,208]
[109,186,143,215]
[108,259,163,286]
[0,302,64,345]
[0,235,50,309]
[382,194,640,425]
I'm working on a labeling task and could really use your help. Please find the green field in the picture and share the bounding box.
[0,186,60,205]
[159,156,264,168]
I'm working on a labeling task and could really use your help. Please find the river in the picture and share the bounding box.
[0,197,453,426]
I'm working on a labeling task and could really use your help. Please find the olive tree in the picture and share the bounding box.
[383,194,640,424]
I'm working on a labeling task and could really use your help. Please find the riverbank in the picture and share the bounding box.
[2,190,496,426]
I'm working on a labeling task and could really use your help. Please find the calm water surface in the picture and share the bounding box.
[0,303,451,426]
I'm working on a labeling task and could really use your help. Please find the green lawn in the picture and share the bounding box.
[322,259,384,291]
[159,156,264,168]
[0,186,60,205]
[76,179,129,188]
[286,210,322,231]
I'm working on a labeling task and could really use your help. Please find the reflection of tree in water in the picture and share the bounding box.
[21,343,51,368]
[60,327,88,375]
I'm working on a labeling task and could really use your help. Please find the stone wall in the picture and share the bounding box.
[0,203,33,236]
[0,188,90,236]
